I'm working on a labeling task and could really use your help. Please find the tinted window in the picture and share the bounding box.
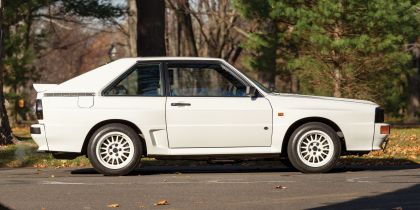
[105,64,162,96]
[168,63,247,97]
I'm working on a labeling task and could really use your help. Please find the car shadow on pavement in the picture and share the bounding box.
[0,203,12,210]
[309,184,420,210]
[70,159,420,176]
[70,165,298,175]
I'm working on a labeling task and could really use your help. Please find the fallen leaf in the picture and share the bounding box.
[392,207,403,210]
[107,203,119,208]
[275,185,287,189]
[154,200,169,206]
[41,208,46,210]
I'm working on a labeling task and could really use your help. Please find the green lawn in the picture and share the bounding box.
[0,127,418,168]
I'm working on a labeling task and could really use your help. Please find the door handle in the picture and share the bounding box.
[171,102,191,106]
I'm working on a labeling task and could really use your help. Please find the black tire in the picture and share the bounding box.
[287,122,341,173]
[87,123,142,176]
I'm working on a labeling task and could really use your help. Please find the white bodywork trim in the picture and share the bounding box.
[31,57,389,156]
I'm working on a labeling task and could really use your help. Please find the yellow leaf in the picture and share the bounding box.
[154,200,169,206]
[107,203,119,208]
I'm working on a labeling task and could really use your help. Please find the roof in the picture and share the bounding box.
[43,57,225,94]
[135,57,224,61]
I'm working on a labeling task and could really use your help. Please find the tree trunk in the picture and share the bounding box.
[127,0,137,57]
[264,20,278,89]
[332,24,342,98]
[0,0,14,145]
[333,68,342,97]
[407,40,420,122]
[291,74,299,93]
[136,0,166,56]
[175,0,197,57]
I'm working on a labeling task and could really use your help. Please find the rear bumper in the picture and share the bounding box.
[372,123,390,150]
[30,124,49,151]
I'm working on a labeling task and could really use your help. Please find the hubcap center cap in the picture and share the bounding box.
[112,148,118,153]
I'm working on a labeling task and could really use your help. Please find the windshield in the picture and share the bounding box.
[237,70,273,93]
[248,77,273,93]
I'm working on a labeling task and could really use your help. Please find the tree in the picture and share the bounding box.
[406,38,420,121]
[127,0,137,57]
[0,0,124,145]
[235,0,420,115]
[293,1,418,100]
[234,0,302,91]
[167,0,198,56]
[0,0,14,145]
[136,0,166,56]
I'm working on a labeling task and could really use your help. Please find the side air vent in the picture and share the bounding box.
[375,107,384,123]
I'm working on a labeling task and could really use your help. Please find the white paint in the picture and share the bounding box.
[41,180,296,185]
[43,181,84,185]
[166,97,272,148]
[31,57,389,164]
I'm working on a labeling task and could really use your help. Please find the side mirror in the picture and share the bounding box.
[246,86,257,97]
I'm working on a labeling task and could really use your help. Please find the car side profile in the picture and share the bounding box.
[31,57,390,175]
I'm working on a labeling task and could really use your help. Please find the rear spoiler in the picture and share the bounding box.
[33,84,57,93]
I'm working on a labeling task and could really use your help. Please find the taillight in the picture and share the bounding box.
[380,125,390,134]
[36,99,43,120]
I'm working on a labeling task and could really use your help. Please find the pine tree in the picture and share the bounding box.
[235,0,420,114]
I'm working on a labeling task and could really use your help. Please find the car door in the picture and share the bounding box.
[165,61,273,148]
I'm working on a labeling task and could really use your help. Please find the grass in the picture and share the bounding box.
[0,127,419,168]
[0,140,90,168]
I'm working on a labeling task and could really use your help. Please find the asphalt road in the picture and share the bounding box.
[0,164,419,210]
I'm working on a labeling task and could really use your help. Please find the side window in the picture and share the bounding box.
[105,64,162,96]
[168,63,247,97]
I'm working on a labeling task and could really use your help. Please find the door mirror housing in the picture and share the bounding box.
[246,86,258,97]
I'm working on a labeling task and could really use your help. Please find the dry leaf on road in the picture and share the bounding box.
[275,185,287,189]
[107,203,119,208]
[154,200,169,206]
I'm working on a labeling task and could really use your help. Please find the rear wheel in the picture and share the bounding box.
[87,123,142,176]
[287,122,341,173]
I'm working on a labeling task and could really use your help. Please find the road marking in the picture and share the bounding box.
[346,177,375,183]
[43,181,85,185]
[40,180,295,185]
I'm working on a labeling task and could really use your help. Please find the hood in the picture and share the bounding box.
[270,93,378,106]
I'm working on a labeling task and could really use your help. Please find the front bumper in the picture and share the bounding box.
[30,124,49,151]
[372,123,390,150]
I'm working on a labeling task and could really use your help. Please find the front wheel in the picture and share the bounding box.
[287,122,341,173]
[87,123,142,176]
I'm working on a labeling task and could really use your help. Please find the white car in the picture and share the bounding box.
[31,57,390,175]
